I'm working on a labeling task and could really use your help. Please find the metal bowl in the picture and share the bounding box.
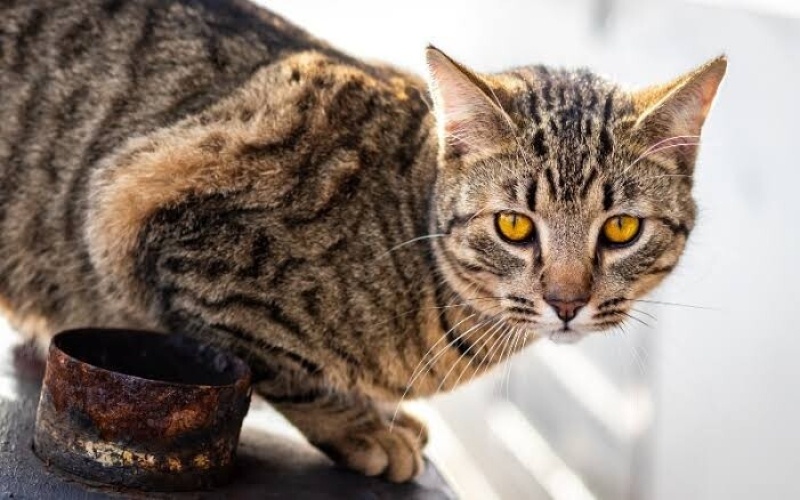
[33,328,252,491]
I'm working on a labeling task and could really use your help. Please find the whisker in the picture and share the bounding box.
[451,323,502,389]
[504,327,524,399]
[426,318,501,395]
[406,313,482,389]
[623,141,700,175]
[373,295,505,329]
[639,135,700,157]
[433,318,505,393]
[621,311,651,328]
[464,323,511,389]
[391,303,506,428]
[630,307,657,322]
[630,298,717,310]
[495,325,514,400]
[493,330,514,397]
[390,313,477,429]
[375,233,447,260]
[637,173,694,182]
[467,206,494,225]
[617,324,648,376]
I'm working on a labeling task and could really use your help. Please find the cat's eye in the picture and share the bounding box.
[601,215,642,245]
[496,212,535,243]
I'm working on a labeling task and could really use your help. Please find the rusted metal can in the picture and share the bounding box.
[33,328,252,491]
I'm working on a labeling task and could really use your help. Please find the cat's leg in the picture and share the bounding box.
[255,379,426,482]
[0,296,50,379]
[0,294,55,356]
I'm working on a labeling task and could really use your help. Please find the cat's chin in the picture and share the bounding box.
[546,330,585,345]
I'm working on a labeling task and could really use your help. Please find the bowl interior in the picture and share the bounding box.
[53,329,247,387]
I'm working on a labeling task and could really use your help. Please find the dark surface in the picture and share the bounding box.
[0,339,456,500]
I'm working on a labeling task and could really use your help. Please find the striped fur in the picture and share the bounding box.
[0,0,725,482]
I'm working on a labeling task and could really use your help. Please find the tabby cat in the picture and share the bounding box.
[0,0,725,482]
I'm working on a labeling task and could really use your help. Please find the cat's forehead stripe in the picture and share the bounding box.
[498,67,634,206]
[544,168,557,200]
[603,182,615,211]
[579,167,598,200]
[526,179,537,212]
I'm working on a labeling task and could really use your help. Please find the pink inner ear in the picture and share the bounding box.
[673,77,719,136]
[696,73,723,123]
[638,58,726,141]
[426,48,511,155]
[434,75,506,149]
[672,91,706,138]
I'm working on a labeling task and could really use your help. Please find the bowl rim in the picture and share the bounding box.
[49,327,251,389]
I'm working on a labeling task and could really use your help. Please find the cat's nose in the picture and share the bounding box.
[544,295,589,322]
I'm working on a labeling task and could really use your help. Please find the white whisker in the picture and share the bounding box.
[391,302,505,429]
[375,233,447,260]
[623,141,700,175]
[493,329,514,397]
[504,327,523,399]
[464,323,510,389]
[433,317,505,393]
[630,298,717,310]
[451,322,500,389]
[639,135,700,157]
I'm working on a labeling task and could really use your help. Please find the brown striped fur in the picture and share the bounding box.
[0,0,726,482]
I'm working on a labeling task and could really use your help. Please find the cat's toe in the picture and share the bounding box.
[316,424,424,482]
[373,425,424,482]
[389,408,429,446]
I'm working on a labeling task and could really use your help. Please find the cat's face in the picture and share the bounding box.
[426,48,726,344]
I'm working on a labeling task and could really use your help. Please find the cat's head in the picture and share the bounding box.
[425,47,726,344]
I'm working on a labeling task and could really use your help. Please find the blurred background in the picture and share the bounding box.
[259,0,800,499]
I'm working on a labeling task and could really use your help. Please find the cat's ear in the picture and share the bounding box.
[631,55,727,170]
[425,45,514,157]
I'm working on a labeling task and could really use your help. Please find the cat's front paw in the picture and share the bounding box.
[314,419,425,482]
[385,406,429,447]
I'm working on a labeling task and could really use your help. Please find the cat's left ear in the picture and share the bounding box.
[631,55,727,171]
[425,45,514,158]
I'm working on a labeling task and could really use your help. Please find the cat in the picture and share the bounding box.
[0,0,725,483]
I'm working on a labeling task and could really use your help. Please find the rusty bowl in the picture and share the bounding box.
[33,328,252,491]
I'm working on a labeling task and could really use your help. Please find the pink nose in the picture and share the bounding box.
[544,295,589,322]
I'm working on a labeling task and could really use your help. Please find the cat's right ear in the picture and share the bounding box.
[630,56,727,171]
[425,45,514,158]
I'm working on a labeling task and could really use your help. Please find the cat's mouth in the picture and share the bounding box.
[535,318,622,344]
[502,318,589,345]
[499,304,626,345]
[539,320,587,344]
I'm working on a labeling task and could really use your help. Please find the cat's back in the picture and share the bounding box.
[0,0,330,172]
[0,0,344,332]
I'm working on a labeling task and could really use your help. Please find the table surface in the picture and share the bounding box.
[0,335,456,500]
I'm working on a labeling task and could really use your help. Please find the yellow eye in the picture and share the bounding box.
[496,212,535,243]
[602,215,641,245]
